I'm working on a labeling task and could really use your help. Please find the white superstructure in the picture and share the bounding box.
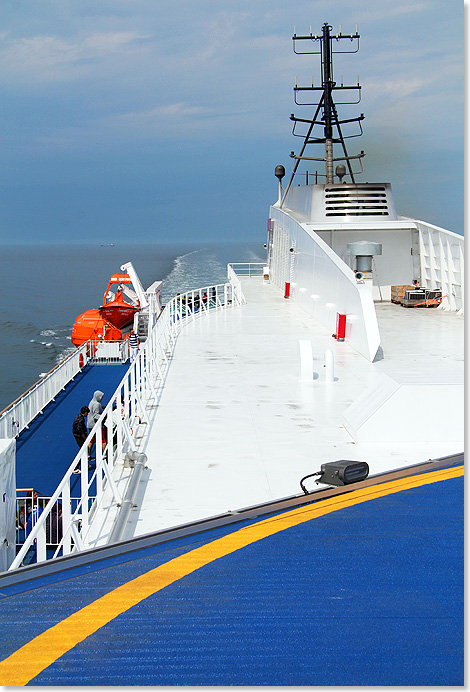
[269,182,464,363]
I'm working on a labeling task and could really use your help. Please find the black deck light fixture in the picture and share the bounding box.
[300,460,369,493]
[275,164,286,204]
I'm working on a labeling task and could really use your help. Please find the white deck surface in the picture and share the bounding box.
[87,278,464,546]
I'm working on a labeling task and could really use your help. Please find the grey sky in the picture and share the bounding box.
[0,0,463,244]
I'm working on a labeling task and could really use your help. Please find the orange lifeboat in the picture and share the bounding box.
[99,290,139,329]
[72,273,140,347]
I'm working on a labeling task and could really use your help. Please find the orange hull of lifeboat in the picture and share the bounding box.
[72,309,123,347]
[99,292,139,329]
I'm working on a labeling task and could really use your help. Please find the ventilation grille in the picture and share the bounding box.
[324,185,389,217]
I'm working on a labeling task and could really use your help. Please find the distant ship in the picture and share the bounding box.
[0,22,463,686]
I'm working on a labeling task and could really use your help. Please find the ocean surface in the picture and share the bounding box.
[0,241,264,410]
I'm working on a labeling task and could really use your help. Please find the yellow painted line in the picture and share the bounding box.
[0,464,463,685]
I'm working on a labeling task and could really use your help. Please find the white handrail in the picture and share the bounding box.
[0,342,89,439]
[228,262,264,277]
[0,339,130,440]
[226,265,247,305]
[9,280,240,570]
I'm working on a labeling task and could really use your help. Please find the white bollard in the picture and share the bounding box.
[324,348,335,382]
[299,340,314,381]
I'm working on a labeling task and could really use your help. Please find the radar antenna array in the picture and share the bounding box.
[281,23,365,207]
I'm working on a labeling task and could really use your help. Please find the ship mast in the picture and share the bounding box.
[280,22,365,207]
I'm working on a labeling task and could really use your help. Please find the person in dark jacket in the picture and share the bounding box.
[72,406,90,473]
[72,406,89,448]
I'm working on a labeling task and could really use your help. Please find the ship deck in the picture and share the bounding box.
[15,363,129,497]
[0,460,463,686]
[1,278,464,686]
[87,277,463,543]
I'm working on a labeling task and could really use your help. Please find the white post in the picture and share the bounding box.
[325,348,335,382]
[62,481,72,555]
[80,452,89,537]
[36,520,47,563]
[299,340,314,381]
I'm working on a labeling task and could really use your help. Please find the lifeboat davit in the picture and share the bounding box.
[72,273,140,347]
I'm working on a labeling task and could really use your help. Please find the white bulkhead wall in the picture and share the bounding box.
[269,206,381,362]
[278,182,464,308]
[280,182,419,290]
[316,227,416,287]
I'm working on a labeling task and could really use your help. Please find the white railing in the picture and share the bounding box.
[415,220,464,314]
[0,340,130,440]
[9,281,240,570]
[0,343,89,439]
[88,339,129,364]
[16,490,75,561]
[226,263,260,306]
[228,262,265,277]
[167,282,240,323]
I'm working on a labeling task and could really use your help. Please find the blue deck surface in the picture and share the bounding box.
[15,363,129,496]
[0,471,463,686]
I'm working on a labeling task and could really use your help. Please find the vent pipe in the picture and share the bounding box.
[347,241,382,274]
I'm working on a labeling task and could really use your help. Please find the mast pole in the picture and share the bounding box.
[322,23,334,184]
[280,97,324,208]
[282,22,364,195]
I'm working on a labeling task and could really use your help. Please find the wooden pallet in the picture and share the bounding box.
[391,285,414,304]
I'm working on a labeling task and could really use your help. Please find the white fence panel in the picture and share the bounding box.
[416,220,464,313]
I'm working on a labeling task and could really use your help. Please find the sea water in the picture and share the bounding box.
[0,241,264,410]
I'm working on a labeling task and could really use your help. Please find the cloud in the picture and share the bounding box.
[0,0,462,240]
[118,102,214,122]
[366,77,427,101]
[0,30,150,82]
[355,1,430,23]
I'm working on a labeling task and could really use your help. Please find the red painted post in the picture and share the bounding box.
[335,313,346,341]
[284,282,290,299]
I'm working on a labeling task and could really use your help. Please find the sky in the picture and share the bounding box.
[0,0,464,245]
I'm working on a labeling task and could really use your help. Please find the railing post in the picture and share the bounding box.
[70,521,84,551]
[80,452,89,538]
[61,481,72,555]
[122,418,137,452]
[105,412,113,467]
[95,427,104,508]
[130,365,137,421]
[116,397,124,461]
[36,521,47,563]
